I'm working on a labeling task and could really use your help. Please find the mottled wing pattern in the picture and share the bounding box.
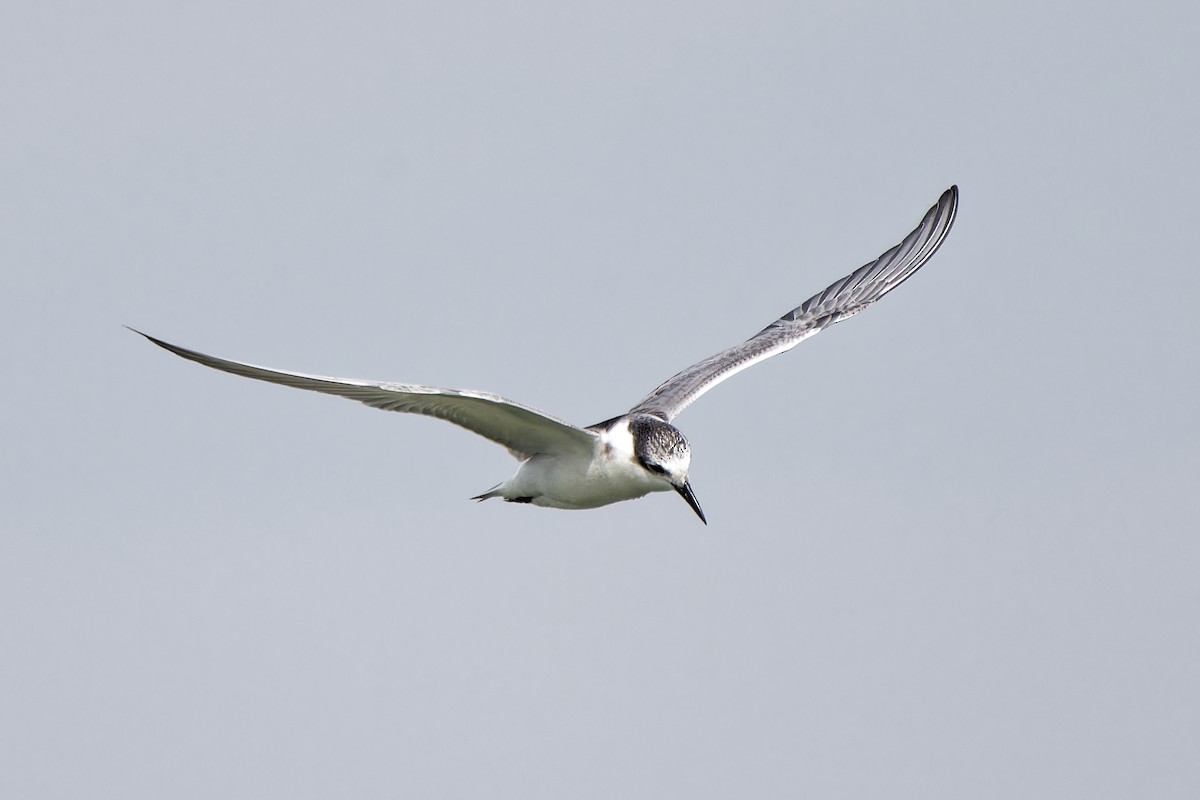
[630,186,958,421]
[133,331,597,459]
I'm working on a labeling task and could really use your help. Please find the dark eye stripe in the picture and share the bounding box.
[636,455,668,475]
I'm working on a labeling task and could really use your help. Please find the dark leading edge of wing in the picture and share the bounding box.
[128,329,597,459]
[630,185,959,421]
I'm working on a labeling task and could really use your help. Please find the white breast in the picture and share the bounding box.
[496,417,670,509]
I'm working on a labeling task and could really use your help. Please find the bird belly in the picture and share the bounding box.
[500,451,668,510]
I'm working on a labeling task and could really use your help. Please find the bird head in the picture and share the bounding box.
[629,414,706,524]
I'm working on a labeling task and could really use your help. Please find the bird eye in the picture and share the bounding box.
[647,463,667,474]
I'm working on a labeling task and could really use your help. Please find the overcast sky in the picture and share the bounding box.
[3,1,1198,798]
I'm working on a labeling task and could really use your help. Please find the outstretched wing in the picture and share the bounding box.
[630,186,958,421]
[132,330,597,459]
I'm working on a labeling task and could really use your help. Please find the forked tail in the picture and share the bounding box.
[471,485,504,502]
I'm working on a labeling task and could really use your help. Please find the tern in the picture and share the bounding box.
[134,186,957,524]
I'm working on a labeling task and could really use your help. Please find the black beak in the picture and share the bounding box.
[674,480,707,525]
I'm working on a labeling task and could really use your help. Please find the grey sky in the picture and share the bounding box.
[3,1,1198,798]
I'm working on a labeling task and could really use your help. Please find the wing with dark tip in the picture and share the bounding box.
[630,186,958,421]
[131,330,597,459]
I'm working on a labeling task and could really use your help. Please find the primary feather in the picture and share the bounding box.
[129,330,596,459]
[630,185,958,420]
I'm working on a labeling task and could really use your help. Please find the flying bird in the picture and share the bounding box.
[134,186,958,523]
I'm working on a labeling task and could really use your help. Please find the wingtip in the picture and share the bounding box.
[125,325,156,343]
[126,327,178,353]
